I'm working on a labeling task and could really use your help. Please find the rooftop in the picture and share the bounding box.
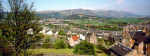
[110,43,133,56]
[72,35,79,41]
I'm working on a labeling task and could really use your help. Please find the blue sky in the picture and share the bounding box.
[2,0,150,16]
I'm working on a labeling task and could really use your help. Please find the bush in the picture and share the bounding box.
[73,41,95,55]
[42,43,49,49]
[67,44,71,49]
[105,40,115,46]
[30,43,35,49]
[58,30,66,35]
[53,40,65,49]
[44,38,50,43]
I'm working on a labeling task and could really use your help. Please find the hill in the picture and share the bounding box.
[65,14,102,20]
[36,9,142,18]
[93,10,141,17]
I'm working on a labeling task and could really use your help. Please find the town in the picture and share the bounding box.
[0,0,150,56]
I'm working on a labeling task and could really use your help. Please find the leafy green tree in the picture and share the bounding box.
[0,1,14,56]
[42,38,51,49]
[0,0,43,55]
[73,41,95,55]
[29,43,35,49]
[53,40,65,49]
[0,1,4,20]
[42,43,49,49]
[58,30,66,35]
[44,38,50,43]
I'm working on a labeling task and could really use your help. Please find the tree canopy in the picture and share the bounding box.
[73,41,95,55]
[0,0,43,56]
[58,30,66,35]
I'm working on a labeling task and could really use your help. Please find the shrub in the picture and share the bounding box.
[58,30,66,35]
[42,43,49,49]
[53,40,65,49]
[73,41,95,55]
[44,38,50,43]
[67,44,71,49]
[30,43,35,49]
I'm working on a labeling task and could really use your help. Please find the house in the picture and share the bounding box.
[68,35,80,47]
[110,31,122,41]
[65,30,72,35]
[45,30,53,35]
[85,24,91,26]
[109,42,137,56]
[96,31,111,40]
[39,26,49,34]
[26,28,33,35]
[85,33,92,43]
[72,30,78,35]
[54,31,58,35]
[122,27,150,56]
[79,34,85,40]
[99,21,104,23]
[114,37,125,45]
[85,33,97,44]
[144,36,150,56]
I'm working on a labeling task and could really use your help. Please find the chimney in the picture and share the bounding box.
[142,27,146,33]
[129,28,132,31]
[145,28,149,36]
[135,27,139,30]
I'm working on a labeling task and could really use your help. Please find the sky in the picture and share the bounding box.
[2,0,150,16]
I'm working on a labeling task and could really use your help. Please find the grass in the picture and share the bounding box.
[28,48,74,55]
[71,20,117,26]
[69,25,75,28]
[94,46,108,56]
[106,19,143,23]
[28,47,108,56]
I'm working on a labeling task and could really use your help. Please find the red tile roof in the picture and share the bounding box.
[72,35,79,41]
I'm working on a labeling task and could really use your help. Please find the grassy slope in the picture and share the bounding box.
[29,48,74,55]
[29,47,108,56]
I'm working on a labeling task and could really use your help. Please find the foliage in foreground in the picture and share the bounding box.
[0,0,43,56]
[73,41,95,55]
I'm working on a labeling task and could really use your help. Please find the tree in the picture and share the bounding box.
[0,0,43,56]
[0,1,13,56]
[58,30,66,35]
[73,41,95,55]
[0,1,4,20]
[53,40,65,49]
[42,38,51,49]
[44,38,50,43]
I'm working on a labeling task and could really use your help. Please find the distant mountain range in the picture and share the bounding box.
[37,9,142,18]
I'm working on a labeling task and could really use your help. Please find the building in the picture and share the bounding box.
[68,35,80,47]
[85,33,97,44]
[109,42,137,56]
[110,31,123,41]
[122,27,150,56]
[45,30,53,35]
[114,37,125,45]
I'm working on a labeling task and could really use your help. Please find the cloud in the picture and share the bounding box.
[117,0,125,4]
[110,0,113,2]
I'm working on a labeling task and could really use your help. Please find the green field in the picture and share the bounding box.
[71,20,117,26]
[28,48,108,56]
[106,19,143,23]
[29,48,74,55]
[71,19,143,27]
